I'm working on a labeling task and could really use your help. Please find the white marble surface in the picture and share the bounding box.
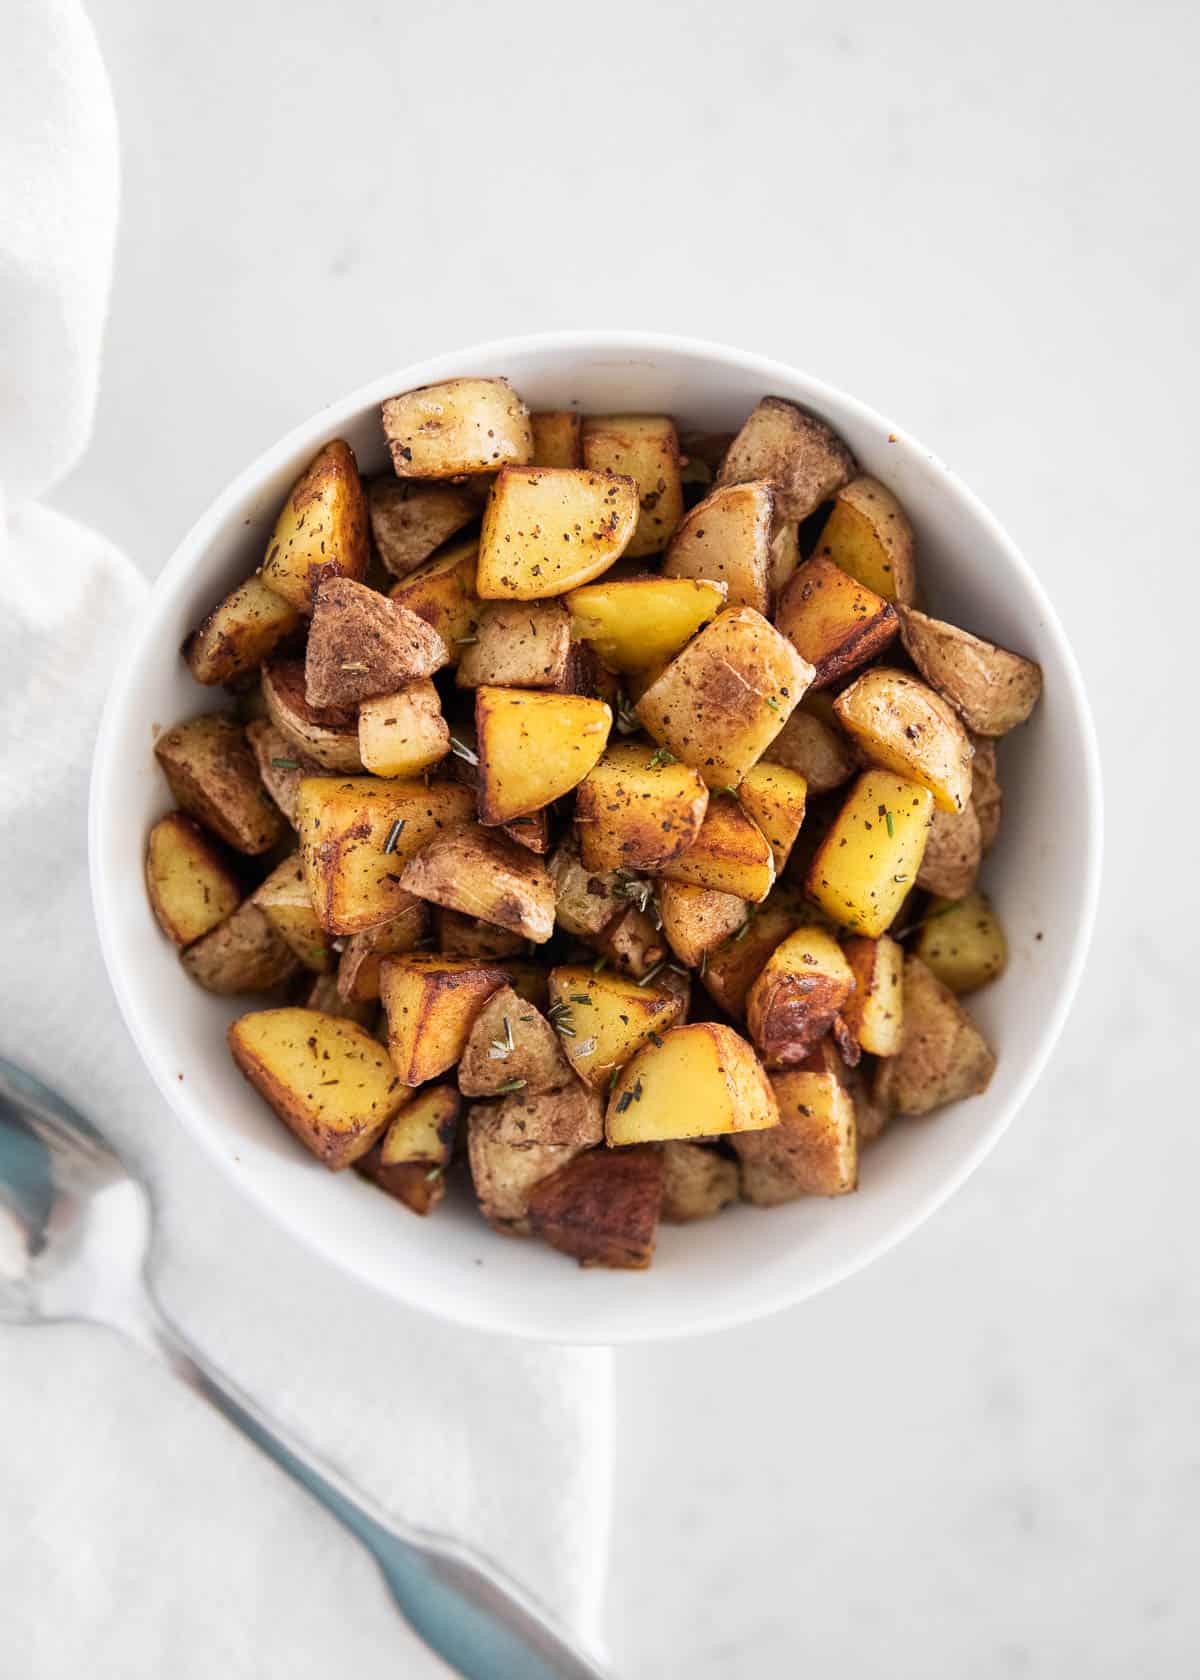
[43,0,1198,1673]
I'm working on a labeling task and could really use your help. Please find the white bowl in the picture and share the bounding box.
[89,331,1102,1344]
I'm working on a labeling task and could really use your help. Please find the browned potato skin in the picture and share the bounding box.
[735,1059,858,1202]
[304,577,449,708]
[530,410,583,467]
[660,1141,739,1223]
[455,600,570,689]
[584,904,668,981]
[764,694,858,795]
[458,985,574,1097]
[656,881,748,968]
[155,714,288,854]
[699,886,804,1020]
[775,556,898,688]
[367,477,477,579]
[361,1159,447,1216]
[262,659,363,772]
[546,837,623,937]
[304,973,376,1027]
[435,907,524,960]
[336,899,431,1001]
[527,1144,665,1269]
[498,809,551,855]
[259,440,370,610]
[145,813,242,946]
[898,607,1042,737]
[746,927,855,1068]
[182,900,301,994]
[661,481,774,613]
[575,742,709,873]
[715,396,856,523]
[916,800,983,899]
[466,1104,589,1235]
[381,378,533,478]
[490,1081,605,1149]
[834,667,974,814]
[399,826,556,943]
[251,853,336,973]
[971,738,1002,851]
[380,954,512,1085]
[889,956,996,1115]
[244,720,320,826]
[184,573,301,686]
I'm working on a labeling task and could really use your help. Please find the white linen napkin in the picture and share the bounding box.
[0,6,613,1675]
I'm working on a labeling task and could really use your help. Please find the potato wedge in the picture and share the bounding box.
[566,575,727,672]
[466,1105,588,1235]
[656,794,776,902]
[834,668,974,814]
[764,699,857,795]
[635,608,813,789]
[398,825,555,943]
[660,481,773,613]
[381,377,533,478]
[262,659,362,772]
[476,466,639,599]
[897,607,1042,737]
[145,813,242,946]
[699,886,804,1019]
[155,714,288,854]
[434,907,524,961]
[530,410,582,467]
[228,1007,405,1167]
[490,1081,604,1149]
[574,740,710,873]
[715,397,855,523]
[916,800,982,900]
[546,837,623,937]
[581,413,684,558]
[298,775,475,934]
[607,1021,778,1144]
[746,925,855,1068]
[813,475,915,604]
[455,600,570,689]
[475,686,612,824]
[735,762,808,872]
[656,881,748,968]
[840,934,904,1056]
[185,573,301,686]
[528,1145,665,1269]
[775,555,898,688]
[584,904,669,981]
[388,537,481,655]
[806,769,934,936]
[336,899,431,1001]
[458,985,574,1098]
[735,1064,857,1202]
[244,720,321,826]
[889,956,996,1114]
[913,892,1008,994]
[251,853,335,972]
[546,964,687,1088]
[357,680,450,777]
[380,953,511,1085]
[181,900,300,994]
[660,1141,739,1223]
[367,477,477,579]
[358,1084,461,1215]
[260,440,369,610]
[304,577,448,707]
[498,808,551,854]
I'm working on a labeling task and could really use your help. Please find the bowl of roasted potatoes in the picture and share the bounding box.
[90,332,1101,1341]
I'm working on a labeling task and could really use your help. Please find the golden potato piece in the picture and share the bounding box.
[581,413,684,558]
[546,836,623,937]
[381,377,533,478]
[475,687,612,824]
[458,985,574,1097]
[575,740,709,873]
[657,881,748,968]
[889,956,996,1115]
[358,1084,461,1215]
[528,1145,665,1270]
[913,892,1008,994]
[228,1008,405,1168]
[546,965,687,1088]
[145,812,242,946]
[259,440,369,610]
[746,925,855,1068]
[972,738,1002,852]
[806,769,934,936]
[367,477,477,579]
[735,761,808,871]
[262,659,362,772]
[635,607,813,789]
[455,600,570,689]
[182,900,300,994]
[607,1021,778,1145]
[251,853,335,973]
[380,953,511,1085]
[490,1081,604,1149]
[660,1142,739,1223]
[398,825,555,943]
[661,481,773,613]
[735,1062,857,1202]
[530,410,583,467]
[916,800,982,900]
[155,713,288,855]
[813,475,915,604]
[834,667,974,814]
[434,907,524,961]
[775,555,898,688]
[699,886,804,1020]
[304,577,448,708]
[185,573,301,687]
[715,396,855,523]
[566,575,727,673]
[656,793,776,902]
[840,934,904,1057]
[358,680,450,778]
[466,1104,588,1235]
[335,899,431,1001]
[764,700,857,795]
[897,607,1043,737]
[388,537,481,656]
[476,466,639,599]
[244,720,321,826]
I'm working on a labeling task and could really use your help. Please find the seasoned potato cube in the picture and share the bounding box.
[228,1007,405,1167]
[388,537,481,655]
[476,466,639,599]
[262,659,362,772]
[715,397,855,522]
[381,377,533,478]
[764,699,857,795]
[546,837,623,937]
[245,720,320,826]
[458,985,574,1097]
[380,953,511,1085]
[913,892,1008,994]
[656,794,776,902]
[455,600,570,689]
[358,680,450,777]
[806,770,934,936]
[607,1021,778,1145]
[657,881,748,968]
[398,825,555,943]
[528,1145,665,1269]
[475,686,612,824]
[304,577,448,708]
[575,741,710,873]
[834,667,974,814]
[775,556,898,688]
[635,608,813,789]
[547,965,687,1087]
[185,573,301,686]
[840,934,904,1056]
[434,907,524,960]
[889,956,996,1114]
[367,477,477,579]
[259,440,369,610]
[490,1081,604,1149]
[735,1063,857,1202]
[813,475,915,604]
[251,853,335,972]
[700,886,804,1019]
[660,1142,739,1223]
[467,1104,588,1235]
[746,926,855,1068]
[182,900,300,993]
[584,904,668,981]
[972,738,1002,851]
[581,413,684,558]
[897,607,1043,737]
[155,714,288,854]
[566,575,727,672]
[358,1083,461,1215]
[661,481,773,613]
[298,775,474,934]
[531,410,583,467]
[916,801,982,900]
[336,899,431,1001]
[145,812,242,946]
[734,762,808,871]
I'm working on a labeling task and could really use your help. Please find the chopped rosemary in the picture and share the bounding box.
[614,872,655,916]
[424,1164,444,1183]
[340,661,368,672]
[488,1014,515,1059]
[271,757,300,769]
[637,959,667,986]
[547,1000,575,1036]
[493,1077,527,1094]
[885,810,895,838]
[591,955,608,975]
[575,1036,598,1057]
[614,691,640,735]
[647,746,676,770]
[648,1031,664,1048]
[765,695,780,711]
[449,736,479,766]
[383,818,406,853]
[615,1088,635,1113]
[893,873,908,884]
[454,635,479,645]
[569,994,592,1006]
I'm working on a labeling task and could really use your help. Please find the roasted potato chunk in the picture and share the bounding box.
[581,413,684,558]
[657,881,748,968]
[467,1104,588,1235]
[476,466,639,599]
[546,837,623,937]
[897,607,1043,737]
[775,556,898,688]
[715,396,855,523]
[635,608,813,789]
[584,904,668,980]
[358,679,450,777]
[700,886,804,1020]
[490,1080,604,1149]
[228,1007,405,1167]
[244,719,320,826]
[734,761,808,872]
[735,1062,857,1202]
[145,812,242,946]
[455,600,570,689]
[388,537,481,654]
[835,668,974,814]
[458,985,574,1097]
[566,575,726,672]
[182,900,300,994]
[381,377,533,478]
[336,899,431,1001]
[889,956,996,1115]
[660,1142,739,1223]
[367,477,477,579]
[475,686,612,824]
[913,892,1008,994]
[656,793,776,902]
[813,475,915,604]
[499,809,551,854]
[262,658,363,772]
[547,964,687,1087]
[916,800,982,900]
[398,825,556,943]
[661,481,773,613]
[972,738,1002,851]
[764,699,857,795]
[574,741,709,873]
[746,925,855,1068]
[528,1145,665,1270]
[358,1084,461,1215]
[304,577,448,707]
[607,1022,778,1145]
[380,953,511,1085]
[840,934,904,1056]
[434,907,524,961]
[768,519,801,602]
[251,853,335,972]
[531,409,583,467]
[806,769,934,936]
[259,440,369,610]
[155,713,288,854]
[185,573,301,686]
[304,973,377,1027]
